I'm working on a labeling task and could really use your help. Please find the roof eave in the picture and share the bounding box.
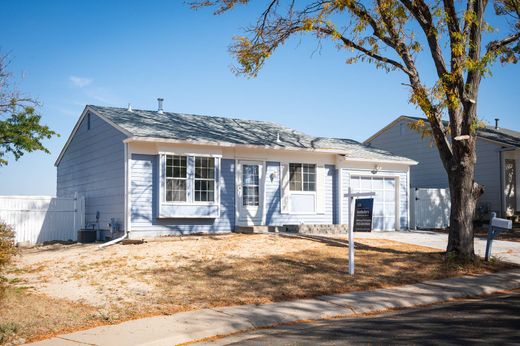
[123,136,343,153]
[341,154,418,165]
[124,136,417,164]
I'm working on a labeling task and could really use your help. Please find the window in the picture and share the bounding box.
[242,164,259,206]
[87,113,91,130]
[194,157,215,202]
[289,163,316,191]
[165,155,187,202]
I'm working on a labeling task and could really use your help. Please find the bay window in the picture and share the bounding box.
[194,157,215,202]
[164,154,216,203]
[165,155,187,202]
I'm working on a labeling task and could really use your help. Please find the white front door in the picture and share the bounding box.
[350,176,398,231]
[237,161,264,226]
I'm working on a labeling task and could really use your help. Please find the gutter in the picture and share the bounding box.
[124,137,418,165]
[342,155,418,165]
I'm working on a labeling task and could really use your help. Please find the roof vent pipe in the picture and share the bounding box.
[127,103,132,112]
[495,118,499,129]
[157,98,164,114]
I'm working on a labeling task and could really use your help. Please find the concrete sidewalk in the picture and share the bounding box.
[29,270,520,346]
[355,231,520,265]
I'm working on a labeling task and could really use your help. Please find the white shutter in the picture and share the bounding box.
[280,162,290,214]
[316,165,326,214]
[158,154,166,217]
[215,157,221,208]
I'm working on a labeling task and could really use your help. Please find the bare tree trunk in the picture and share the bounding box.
[446,140,482,259]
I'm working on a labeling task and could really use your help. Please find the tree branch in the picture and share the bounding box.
[486,31,520,54]
[398,0,449,79]
[377,0,453,165]
[315,26,413,76]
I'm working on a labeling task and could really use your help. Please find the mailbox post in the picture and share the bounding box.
[485,212,512,261]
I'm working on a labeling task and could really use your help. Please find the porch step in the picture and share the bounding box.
[284,224,348,235]
[234,226,285,234]
[234,224,348,235]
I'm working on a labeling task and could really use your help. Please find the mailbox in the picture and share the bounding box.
[491,217,512,230]
[485,212,513,261]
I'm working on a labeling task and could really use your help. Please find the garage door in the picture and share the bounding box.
[350,176,397,231]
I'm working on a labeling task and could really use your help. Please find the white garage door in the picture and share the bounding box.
[350,176,397,231]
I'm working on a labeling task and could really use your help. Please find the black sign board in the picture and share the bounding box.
[353,198,374,232]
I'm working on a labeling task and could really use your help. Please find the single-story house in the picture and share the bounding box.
[365,115,520,220]
[55,102,417,238]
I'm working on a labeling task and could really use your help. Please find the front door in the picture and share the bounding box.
[505,159,517,217]
[237,161,263,225]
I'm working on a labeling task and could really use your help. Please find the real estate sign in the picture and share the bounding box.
[353,198,374,232]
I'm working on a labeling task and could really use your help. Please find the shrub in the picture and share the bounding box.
[0,220,16,297]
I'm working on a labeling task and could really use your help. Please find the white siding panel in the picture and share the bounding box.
[0,196,85,244]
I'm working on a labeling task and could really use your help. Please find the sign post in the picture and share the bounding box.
[345,187,375,275]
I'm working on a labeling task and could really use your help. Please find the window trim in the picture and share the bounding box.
[289,163,317,192]
[241,163,261,207]
[161,153,220,206]
[194,156,216,203]
[164,154,188,203]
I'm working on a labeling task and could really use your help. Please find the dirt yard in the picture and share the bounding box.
[1,233,516,344]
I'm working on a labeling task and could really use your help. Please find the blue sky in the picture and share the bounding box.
[1,0,518,195]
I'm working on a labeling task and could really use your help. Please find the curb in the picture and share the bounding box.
[28,270,520,346]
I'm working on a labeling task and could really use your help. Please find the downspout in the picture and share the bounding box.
[99,142,130,248]
[499,149,504,218]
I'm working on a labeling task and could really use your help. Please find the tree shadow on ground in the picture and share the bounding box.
[141,243,514,314]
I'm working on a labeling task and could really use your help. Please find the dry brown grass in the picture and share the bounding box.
[0,287,104,345]
[1,234,516,344]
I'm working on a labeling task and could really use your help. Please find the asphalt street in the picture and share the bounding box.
[198,293,520,345]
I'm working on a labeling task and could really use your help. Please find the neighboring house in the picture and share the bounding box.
[56,102,417,238]
[365,115,520,219]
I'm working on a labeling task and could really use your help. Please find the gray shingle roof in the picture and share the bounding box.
[402,116,520,147]
[88,105,415,163]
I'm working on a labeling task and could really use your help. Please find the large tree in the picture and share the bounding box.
[193,0,519,259]
[0,54,57,166]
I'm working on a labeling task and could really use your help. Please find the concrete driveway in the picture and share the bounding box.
[356,231,520,264]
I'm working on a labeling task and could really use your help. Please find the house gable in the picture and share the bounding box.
[366,116,504,213]
[55,106,132,167]
[56,109,128,228]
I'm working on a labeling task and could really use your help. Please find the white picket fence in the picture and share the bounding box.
[411,188,451,229]
[0,195,85,244]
